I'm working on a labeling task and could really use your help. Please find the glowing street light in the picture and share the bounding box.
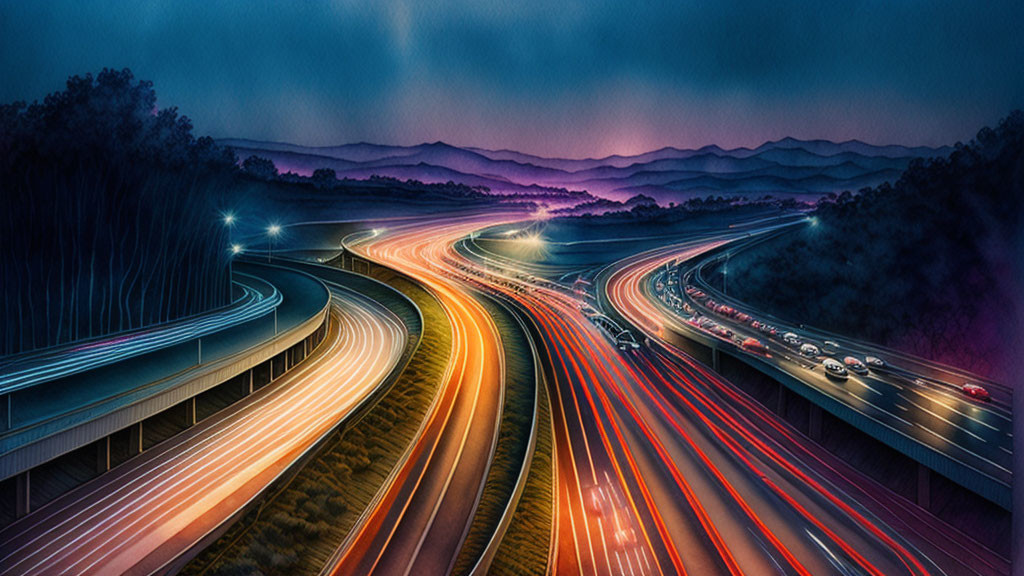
[223,213,239,282]
[267,224,281,262]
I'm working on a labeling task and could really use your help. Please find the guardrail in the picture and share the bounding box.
[0,261,330,482]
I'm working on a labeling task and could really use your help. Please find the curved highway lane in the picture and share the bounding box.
[0,283,406,576]
[328,215,512,576]
[0,274,281,393]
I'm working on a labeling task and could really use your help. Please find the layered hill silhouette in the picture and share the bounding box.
[220,137,950,204]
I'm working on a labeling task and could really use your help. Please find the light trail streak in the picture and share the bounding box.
[0,274,282,393]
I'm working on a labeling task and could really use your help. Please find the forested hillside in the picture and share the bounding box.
[727,112,1023,380]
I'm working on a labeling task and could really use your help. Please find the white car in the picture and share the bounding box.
[822,358,849,380]
[799,343,820,357]
[864,356,886,369]
[782,332,802,346]
[821,340,840,356]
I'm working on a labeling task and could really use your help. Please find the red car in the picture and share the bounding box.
[741,337,770,356]
[961,383,990,401]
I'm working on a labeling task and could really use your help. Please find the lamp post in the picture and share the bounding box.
[223,213,237,294]
[267,224,281,262]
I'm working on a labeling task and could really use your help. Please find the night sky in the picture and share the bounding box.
[2,1,1022,157]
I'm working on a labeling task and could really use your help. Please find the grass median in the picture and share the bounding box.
[487,357,553,576]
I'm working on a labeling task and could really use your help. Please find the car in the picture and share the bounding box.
[734,313,751,323]
[961,383,991,401]
[821,340,840,356]
[843,356,869,375]
[822,358,849,380]
[710,325,733,338]
[864,356,886,369]
[782,332,802,346]
[750,321,762,330]
[800,343,820,357]
[741,337,770,356]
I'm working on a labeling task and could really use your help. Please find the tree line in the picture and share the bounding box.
[0,69,238,355]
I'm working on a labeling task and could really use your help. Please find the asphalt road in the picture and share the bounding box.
[0,282,406,576]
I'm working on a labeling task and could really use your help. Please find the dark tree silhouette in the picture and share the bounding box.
[310,168,337,189]
[242,155,278,180]
[0,68,238,356]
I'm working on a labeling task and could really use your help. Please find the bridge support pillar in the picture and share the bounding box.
[248,369,255,394]
[917,464,931,511]
[777,384,787,417]
[15,471,29,517]
[130,422,143,456]
[97,436,110,473]
[185,397,196,426]
[711,347,721,372]
[808,403,822,441]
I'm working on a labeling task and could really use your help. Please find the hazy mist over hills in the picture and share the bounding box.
[220,137,951,204]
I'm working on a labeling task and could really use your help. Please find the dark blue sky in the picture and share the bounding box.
[2,1,1022,157]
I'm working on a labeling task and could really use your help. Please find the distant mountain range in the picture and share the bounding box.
[219,137,951,205]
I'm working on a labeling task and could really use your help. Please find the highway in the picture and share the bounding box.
[457,227,967,576]
[632,234,1011,506]
[327,214,511,576]
[0,274,281,393]
[603,235,1010,575]
[0,282,406,576]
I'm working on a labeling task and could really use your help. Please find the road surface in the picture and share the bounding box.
[0,282,406,576]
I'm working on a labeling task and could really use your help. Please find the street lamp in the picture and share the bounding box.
[267,224,281,262]
[223,213,238,290]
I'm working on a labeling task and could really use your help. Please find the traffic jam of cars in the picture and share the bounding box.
[652,274,991,402]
